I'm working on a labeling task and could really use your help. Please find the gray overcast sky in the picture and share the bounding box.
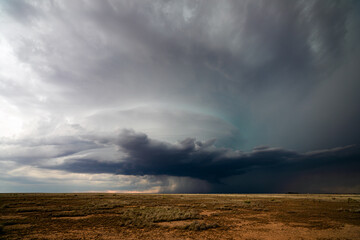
[0,0,360,193]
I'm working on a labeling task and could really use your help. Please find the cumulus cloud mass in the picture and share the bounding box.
[0,0,359,193]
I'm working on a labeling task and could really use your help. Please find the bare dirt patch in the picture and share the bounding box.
[0,215,26,220]
[51,215,93,220]
[4,224,32,231]
[200,210,218,216]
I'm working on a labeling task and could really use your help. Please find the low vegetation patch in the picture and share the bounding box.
[49,210,89,217]
[116,207,201,228]
[179,221,219,231]
[348,198,358,203]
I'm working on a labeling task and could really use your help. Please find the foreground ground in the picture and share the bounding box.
[0,193,360,239]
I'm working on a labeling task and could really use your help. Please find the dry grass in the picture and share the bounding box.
[110,206,200,228]
[0,193,360,239]
[179,221,219,231]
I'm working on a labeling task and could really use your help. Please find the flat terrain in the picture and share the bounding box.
[1,193,360,239]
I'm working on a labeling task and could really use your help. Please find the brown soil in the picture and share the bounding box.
[0,193,359,239]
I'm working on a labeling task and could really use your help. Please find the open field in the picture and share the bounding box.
[1,193,360,239]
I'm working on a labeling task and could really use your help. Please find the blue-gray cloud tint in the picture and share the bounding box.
[48,130,360,193]
[1,0,360,193]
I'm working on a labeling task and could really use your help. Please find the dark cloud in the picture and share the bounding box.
[1,0,359,151]
[50,130,360,192]
[1,0,360,193]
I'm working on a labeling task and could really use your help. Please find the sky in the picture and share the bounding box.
[0,0,360,193]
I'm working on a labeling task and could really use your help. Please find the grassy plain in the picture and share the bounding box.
[1,193,360,239]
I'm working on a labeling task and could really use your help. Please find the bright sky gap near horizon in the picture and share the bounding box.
[0,0,360,193]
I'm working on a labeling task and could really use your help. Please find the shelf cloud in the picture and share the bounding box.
[4,129,356,193]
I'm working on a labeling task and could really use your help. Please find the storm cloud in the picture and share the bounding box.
[48,130,360,192]
[1,0,360,193]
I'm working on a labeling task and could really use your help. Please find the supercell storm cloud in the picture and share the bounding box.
[0,0,359,193]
